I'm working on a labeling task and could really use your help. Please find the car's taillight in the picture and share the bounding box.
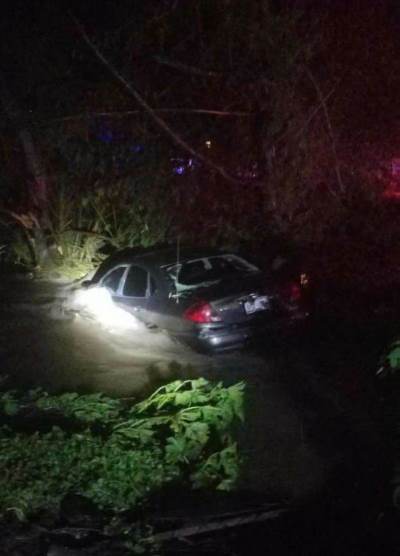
[183,301,222,323]
[280,281,302,303]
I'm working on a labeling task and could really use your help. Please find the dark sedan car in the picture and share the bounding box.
[85,247,310,351]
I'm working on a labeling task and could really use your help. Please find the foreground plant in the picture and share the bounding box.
[0,377,244,520]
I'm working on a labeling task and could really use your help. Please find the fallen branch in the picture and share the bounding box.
[146,505,290,543]
[47,526,107,543]
[30,505,290,551]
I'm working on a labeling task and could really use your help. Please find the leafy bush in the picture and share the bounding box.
[3,146,173,278]
[376,339,400,382]
[384,340,400,373]
[0,378,244,519]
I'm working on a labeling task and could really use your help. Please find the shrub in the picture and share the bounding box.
[0,378,244,519]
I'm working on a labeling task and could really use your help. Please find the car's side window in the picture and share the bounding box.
[123,266,148,297]
[102,266,126,293]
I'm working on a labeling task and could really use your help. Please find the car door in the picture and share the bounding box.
[114,264,151,321]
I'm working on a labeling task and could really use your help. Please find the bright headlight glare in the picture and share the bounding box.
[67,287,145,332]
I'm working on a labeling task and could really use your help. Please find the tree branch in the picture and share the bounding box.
[147,506,289,543]
[275,86,335,145]
[294,88,335,139]
[304,67,345,195]
[153,55,223,78]
[72,16,244,185]
[46,108,253,124]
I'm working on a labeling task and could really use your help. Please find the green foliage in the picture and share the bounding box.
[191,444,240,491]
[5,170,173,278]
[382,340,400,374]
[35,391,124,423]
[0,391,20,416]
[0,378,244,519]
[7,227,37,269]
[88,177,171,250]
[44,185,106,276]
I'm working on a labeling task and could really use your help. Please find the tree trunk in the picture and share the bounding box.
[0,73,49,210]
[0,74,50,267]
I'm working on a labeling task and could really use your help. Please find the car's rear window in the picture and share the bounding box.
[165,255,258,290]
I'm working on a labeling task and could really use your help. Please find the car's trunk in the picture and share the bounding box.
[193,272,278,325]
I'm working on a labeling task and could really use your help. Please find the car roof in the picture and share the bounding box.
[138,247,226,267]
[93,246,227,280]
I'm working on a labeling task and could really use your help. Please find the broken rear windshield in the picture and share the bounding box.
[165,255,258,289]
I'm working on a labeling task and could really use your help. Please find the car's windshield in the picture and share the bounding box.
[164,254,258,293]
